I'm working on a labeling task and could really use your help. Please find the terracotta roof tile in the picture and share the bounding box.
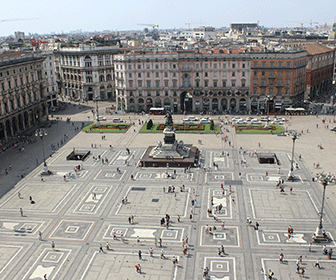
[301,44,333,55]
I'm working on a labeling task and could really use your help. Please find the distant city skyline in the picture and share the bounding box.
[0,0,335,36]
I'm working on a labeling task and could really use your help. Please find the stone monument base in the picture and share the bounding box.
[140,145,200,168]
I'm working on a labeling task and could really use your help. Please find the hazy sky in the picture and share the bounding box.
[0,0,335,36]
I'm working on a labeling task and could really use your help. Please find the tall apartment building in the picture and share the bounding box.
[0,52,47,144]
[114,49,308,114]
[54,46,121,101]
[114,50,250,114]
[250,50,307,113]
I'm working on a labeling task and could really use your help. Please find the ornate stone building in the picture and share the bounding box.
[54,46,121,101]
[114,50,250,113]
[114,49,308,114]
[0,52,47,144]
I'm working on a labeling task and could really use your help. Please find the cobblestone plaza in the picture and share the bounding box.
[0,129,335,280]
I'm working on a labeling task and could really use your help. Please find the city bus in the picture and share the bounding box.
[149,107,166,115]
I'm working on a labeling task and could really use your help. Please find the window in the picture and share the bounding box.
[242,71,245,77]
[128,64,132,69]
[146,64,150,69]
[213,63,217,69]
[232,71,235,77]
[172,80,177,88]
[155,64,159,69]
[231,80,236,87]
[164,80,168,87]
[138,73,141,78]
[222,80,227,87]
[165,91,169,96]
[137,64,141,69]
[262,71,265,76]
[129,80,133,87]
[205,72,208,77]
[155,72,159,78]
[241,80,246,87]
[173,64,176,69]
[155,80,160,87]
[223,63,226,69]
[196,80,200,88]
[232,63,235,69]
[164,72,168,78]
[204,80,208,87]
[213,81,217,88]
[146,80,151,88]
[129,73,132,78]
[138,80,142,87]
[242,63,245,68]
[146,72,150,78]
[196,72,199,77]
[205,63,208,68]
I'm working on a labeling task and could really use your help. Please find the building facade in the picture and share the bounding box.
[115,49,307,114]
[0,52,47,144]
[114,50,251,114]
[55,46,121,101]
[250,51,307,113]
[42,51,58,110]
[301,44,334,101]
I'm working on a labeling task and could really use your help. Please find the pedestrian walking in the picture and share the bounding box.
[149,247,153,257]
[221,245,225,255]
[314,260,321,269]
[135,263,141,273]
[154,237,158,247]
[20,208,24,217]
[105,242,111,250]
[38,231,42,241]
[99,243,103,253]
[138,250,142,260]
[51,241,55,250]
[160,249,165,259]
[18,192,23,199]
[43,274,47,280]
[159,238,162,247]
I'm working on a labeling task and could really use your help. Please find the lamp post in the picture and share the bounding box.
[313,173,335,242]
[287,131,299,181]
[35,128,49,175]
[35,128,47,166]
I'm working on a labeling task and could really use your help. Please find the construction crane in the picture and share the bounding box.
[309,20,319,27]
[0,17,38,23]
[289,21,305,28]
[137,24,159,29]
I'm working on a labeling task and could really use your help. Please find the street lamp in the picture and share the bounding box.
[287,131,300,181]
[35,128,49,175]
[313,173,335,242]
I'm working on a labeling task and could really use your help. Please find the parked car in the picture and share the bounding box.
[251,120,262,124]
[260,117,270,122]
[330,126,336,132]
[96,116,106,121]
[232,117,242,122]
[112,118,123,123]
[237,120,248,124]
[183,119,193,124]
[200,118,212,124]
[187,116,198,121]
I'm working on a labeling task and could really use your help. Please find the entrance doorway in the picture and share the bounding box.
[180,92,193,113]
